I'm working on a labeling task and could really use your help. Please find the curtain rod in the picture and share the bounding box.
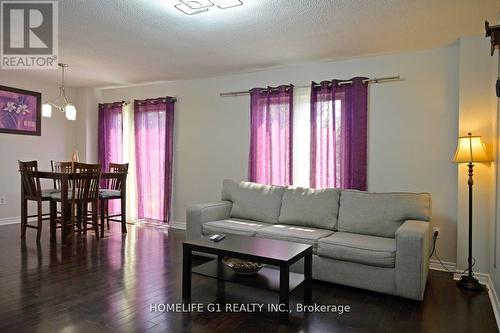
[121,97,178,105]
[219,76,401,97]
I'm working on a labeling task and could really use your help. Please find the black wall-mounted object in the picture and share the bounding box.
[485,21,500,97]
[485,21,500,55]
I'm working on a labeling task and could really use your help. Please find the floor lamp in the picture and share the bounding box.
[453,133,491,292]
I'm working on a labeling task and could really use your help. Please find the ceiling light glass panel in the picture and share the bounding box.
[215,0,243,9]
[174,0,243,15]
[174,4,207,15]
[174,0,213,15]
[183,0,214,9]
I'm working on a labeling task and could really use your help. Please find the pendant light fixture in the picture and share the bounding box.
[42,63,77,120]
[174,0,243,15]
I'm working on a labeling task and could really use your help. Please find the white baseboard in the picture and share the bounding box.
[487,275,500,329]
[128,219,186,230]
[429,259,456,272]
[0,216,20,226]
[169,221,186,230]
[0,217,187,230]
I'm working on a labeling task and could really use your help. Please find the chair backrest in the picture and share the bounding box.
[108,163,129,191]
[19,160,42,199]
[51,160,73,189]
[71,162,101,201]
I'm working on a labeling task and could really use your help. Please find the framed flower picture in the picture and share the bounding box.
[0,85,41,136]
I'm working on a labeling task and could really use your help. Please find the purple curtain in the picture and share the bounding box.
[98,102,124,214]
[249,85,293,186]
[98,102,124,171]
[134,97,175,222]
[310,77,368,190]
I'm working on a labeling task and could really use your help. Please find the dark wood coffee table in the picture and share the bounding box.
[182,234,313,323]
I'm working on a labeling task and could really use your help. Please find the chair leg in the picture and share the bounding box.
[106,200,110,230]
[36,201,43,242]
[100,199,105,238]
[121,196,127,234]
[50,201,56,242]
[21,216,27,239]
[82,204,88,236]
[21,198,27,239]
[93,201,99,239]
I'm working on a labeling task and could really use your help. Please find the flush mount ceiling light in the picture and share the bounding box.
[42,63,77,121]
[174,0,243,15]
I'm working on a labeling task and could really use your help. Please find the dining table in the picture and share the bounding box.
[20,171,127,244]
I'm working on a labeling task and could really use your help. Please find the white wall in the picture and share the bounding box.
[100,46,459,262]
[74,87,101,163]
[0,72,77,220]
[456,36,497,274]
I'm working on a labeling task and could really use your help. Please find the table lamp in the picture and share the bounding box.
[453,133,491,292]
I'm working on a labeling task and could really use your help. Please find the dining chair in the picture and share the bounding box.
[49,161,72,225]
[50,160,73,189]
[99,163,129,237]
[18,160,57,242]
[51,162,101,240]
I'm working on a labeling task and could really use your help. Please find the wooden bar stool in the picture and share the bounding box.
[49,161,72,229]
[50,162,101,240]
[51,160,73,187]
[99,163,128,237]
[18,161,58,242]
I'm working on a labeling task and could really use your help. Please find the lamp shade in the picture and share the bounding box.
[42,104,52,117]
[65,104,76,121]
[453,133,490,163]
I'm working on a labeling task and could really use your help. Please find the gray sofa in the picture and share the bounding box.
[186,179,431,301]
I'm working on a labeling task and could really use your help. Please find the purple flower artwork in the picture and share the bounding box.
[0,85,41,136]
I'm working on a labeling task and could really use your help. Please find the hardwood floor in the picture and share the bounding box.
[0,222,497,333]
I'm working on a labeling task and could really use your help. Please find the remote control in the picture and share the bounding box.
[209,234,226,242]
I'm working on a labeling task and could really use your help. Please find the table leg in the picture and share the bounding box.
[121,180,127,234]
[61,176,69,245]
[100,199,105,238]
[50,201,56,242]
[61,202,67,245]
[279,264,290,324]
[20,188,27,239]
[217,255,225,295]
[182,245,192,299]
[304,252,312,305]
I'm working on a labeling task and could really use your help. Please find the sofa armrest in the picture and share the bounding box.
[395,220,430,300]
[186,201,233,240]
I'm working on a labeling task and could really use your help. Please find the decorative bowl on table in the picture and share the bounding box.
[222,257,263,275]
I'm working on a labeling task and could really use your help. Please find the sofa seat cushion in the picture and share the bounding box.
[99,189,121,199]
[202,219,272,236]
[41,189,60,199]
[337,190,431,238]
[221,179,285,224]
[317,232,396,268]
[255,225,334,250]
[278,187,340,230]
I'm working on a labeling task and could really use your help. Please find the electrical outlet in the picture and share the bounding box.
[0,196,6,205]
[433,227,440,238]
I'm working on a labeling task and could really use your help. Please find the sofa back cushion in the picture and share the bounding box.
[278,187,340,230]
[337,190,431,238]
[221,179,285,224]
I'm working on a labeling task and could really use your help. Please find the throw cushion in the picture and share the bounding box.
[278,187,340,230]
[221,179,285,224]
[337,190,431,238]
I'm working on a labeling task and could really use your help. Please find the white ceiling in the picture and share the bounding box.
[1,0,499,87]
